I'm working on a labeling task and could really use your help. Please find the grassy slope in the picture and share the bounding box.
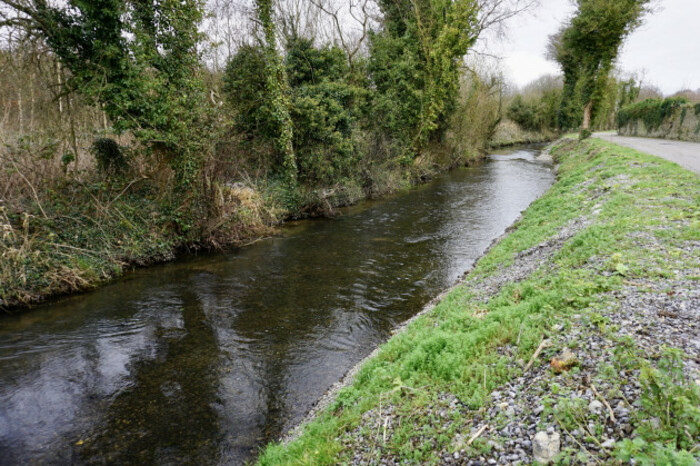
[258,138,699,464]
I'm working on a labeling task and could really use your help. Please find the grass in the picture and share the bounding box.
[257,137,700,464]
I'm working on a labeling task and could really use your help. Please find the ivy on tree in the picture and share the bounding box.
[550,0,652,134]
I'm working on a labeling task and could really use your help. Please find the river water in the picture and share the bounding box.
[0,147,553,465]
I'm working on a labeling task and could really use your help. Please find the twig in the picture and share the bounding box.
[591,385,616,423]
[516,322,524,346]
[467,424,488,445]
[524,338,551,372]
[105,176,148,209]
[554,414,601,464]
[382,416,389,443]
[10,159,47,218]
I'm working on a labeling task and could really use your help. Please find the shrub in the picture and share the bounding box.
[91,138,128,177]
[222,45,275,140]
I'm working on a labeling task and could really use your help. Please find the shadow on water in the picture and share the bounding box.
[0,146,553,465]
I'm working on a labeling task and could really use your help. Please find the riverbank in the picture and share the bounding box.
[1,145,487,312]
[259,138,700,464]
[488,120,557,148]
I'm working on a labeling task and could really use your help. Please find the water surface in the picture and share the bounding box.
[0,147,553,464]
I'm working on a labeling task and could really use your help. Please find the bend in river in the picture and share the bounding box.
[0,146,554,465]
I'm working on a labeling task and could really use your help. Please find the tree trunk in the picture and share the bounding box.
[56,61,64,117]
[582,100,593,131]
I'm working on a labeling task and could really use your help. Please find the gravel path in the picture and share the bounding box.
[593,132,700,174]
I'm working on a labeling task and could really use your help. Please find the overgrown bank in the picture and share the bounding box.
[259,138,700,465]
[0,142,484,312]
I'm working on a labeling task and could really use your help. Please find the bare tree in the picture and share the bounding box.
[307,0,376,70]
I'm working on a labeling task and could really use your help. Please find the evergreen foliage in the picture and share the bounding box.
[551,0,651,131]
[368,0,479,159]
[16,0,210,186]
[617,97,690,130]
[91,138,128,178]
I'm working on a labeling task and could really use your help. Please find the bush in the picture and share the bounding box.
[222,45,275,140]
[507,88,561,133]
[617,97,689,130]
[91,138,128,177]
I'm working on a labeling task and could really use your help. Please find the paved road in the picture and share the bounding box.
[593,132,700,175]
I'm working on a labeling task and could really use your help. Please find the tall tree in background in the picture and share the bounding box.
[369,0,480,159]
[254,0,297,183]
[550,0,651,133]
[0,0,208,187]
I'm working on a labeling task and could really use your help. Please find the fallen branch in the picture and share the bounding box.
[467,424,488,445]
[524,338,551,372]
[591,384,616,423]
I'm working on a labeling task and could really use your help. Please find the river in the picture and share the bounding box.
[0,146,553,465]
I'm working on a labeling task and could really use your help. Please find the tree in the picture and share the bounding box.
[550,0,652,133]
[0,0,209,187]
[254,0,297,183]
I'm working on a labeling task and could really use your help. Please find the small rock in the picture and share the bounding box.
[505,407,515,417]
[601,438,615,449]
[533,431,560,464]
[454,452,460,460]
[589,400,603,413]
[534,405,545,415]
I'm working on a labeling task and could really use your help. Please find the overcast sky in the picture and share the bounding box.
[490,0,700,95]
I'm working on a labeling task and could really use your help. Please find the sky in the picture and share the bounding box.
[491,0,700,95]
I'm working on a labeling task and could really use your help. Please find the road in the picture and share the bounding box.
[593,132,700,175]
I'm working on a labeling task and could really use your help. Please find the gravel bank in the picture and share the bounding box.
[260,138,700,465]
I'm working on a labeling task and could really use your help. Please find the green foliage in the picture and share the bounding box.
[285,39,364,185]
[285,38,347,87]
[507,91,561,132]
[222,45,274,139]
[552,0,651,130]
[617,97,690,130]
[291,81,359,185]
[91,138,128,178]
[369,0,479,158]
[255,0,297,183]
[637,347,700,450]
[223,39,367,185]
[26,0,210,187]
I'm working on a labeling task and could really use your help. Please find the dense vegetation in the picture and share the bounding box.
[504,72,642,136]
[617,96,690,130]
[0,0,533,308]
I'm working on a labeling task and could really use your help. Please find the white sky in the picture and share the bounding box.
[491,0,700,95]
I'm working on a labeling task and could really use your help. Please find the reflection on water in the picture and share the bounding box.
[0,147,553,464]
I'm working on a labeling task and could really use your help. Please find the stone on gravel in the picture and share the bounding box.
[532,431,560,464]
[601,438,616,449]
[589,400,603,413]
